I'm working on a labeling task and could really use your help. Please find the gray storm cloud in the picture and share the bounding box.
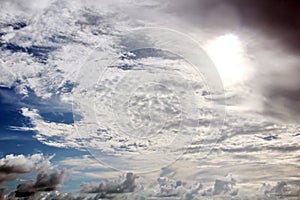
[0,154,66,199]
[0,154,51,184]
[14,170,66,198]
[80,172,137,196]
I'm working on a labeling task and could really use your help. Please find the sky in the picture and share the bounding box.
[0,0,300,199]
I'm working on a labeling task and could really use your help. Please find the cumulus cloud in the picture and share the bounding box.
[80,172,138,196]
[2,173,299,199]
[155,176,203,199]
[0,154,66,199]
[211,176,238,196]
[262,181,300,199]
[14,170,66,198]
[37,192,86,200]
[0,154,52,184]
[152,175,239,199]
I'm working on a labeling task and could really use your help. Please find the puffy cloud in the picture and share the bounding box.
[0,154,65,199]
[153,175,238,199]
[263,181,300,199]
[156,177,203,199]
[211,176,238,196]
[40,192,86,200]
[0,154,52,184]
[14,170,66,198]
[80,172,138,196]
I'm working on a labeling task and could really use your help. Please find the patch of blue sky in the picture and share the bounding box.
[0,86,86,161]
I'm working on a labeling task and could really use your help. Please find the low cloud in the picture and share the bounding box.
[1,172,299,199]
[204,175,238,196]
[0,154,52,184]
[80,172,138,197]
[0,188,6,200]
[154,175,238,199]
[0,154,66,199]
[263,181,300,199]
[14,170,66,198]
[156,176,203,199]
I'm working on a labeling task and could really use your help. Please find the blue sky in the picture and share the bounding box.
[0,86,88,190]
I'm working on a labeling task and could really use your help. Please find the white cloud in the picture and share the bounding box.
[0,153,53,184]
[20,108,82,149]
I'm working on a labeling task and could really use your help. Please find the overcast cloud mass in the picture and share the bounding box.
[0,0,300,199]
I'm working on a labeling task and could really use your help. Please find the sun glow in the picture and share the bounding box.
[205,34,247,86]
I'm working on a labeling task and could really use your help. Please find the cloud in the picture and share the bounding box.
[0,154,52,184]
[14,170,66,198]
[19,107,83,149]
[163,0,300,123]
[1,0,300,199]
[211,176,238,196]
[155,176,203,199]
[80,172,138,196]
[153,175,239,199]
[36,192,86,200]
[2,171,299,199]
[0,188,6,200]
[166,0,300,52]
[260,181,300,199]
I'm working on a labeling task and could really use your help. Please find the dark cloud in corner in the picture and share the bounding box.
[168,0,300,52]
[168,0,300,122]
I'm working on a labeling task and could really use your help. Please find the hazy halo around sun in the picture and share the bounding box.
[205,33,250,87]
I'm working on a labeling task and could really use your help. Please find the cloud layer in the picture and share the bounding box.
[1,0,300,199]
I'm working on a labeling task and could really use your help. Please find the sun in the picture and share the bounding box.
[205,34,248,87]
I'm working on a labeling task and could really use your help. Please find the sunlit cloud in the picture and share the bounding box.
[205,34,251,87]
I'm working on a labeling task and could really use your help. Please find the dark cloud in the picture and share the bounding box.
[263,86,300,123]
[156,176,203,199]
[14,170,66,198]
[227,0,300,123]
[229,0,300,53]
[0,188,6,200]
[168,0,300,51]
[167,0,300,122]
[0,154,50,184]
[263,181,300,198]
[212,178,237,196]
[80,172,137,196]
